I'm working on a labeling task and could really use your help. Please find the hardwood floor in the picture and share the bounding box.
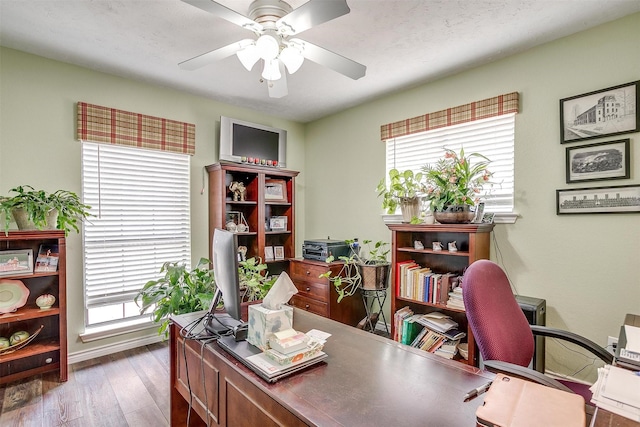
[0,342,169,427]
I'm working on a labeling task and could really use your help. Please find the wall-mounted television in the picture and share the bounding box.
[219,116,287,168]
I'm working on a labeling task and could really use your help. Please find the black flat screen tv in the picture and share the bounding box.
[219,116,287,167]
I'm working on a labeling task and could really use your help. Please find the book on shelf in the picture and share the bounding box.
[416,312,458,334]
[34,244,59,273]
[402,314,424,345]
[393,306,413,342]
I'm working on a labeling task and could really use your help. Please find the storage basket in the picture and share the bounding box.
[358,263,390,290]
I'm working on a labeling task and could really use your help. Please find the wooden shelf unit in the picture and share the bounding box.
[388,223,494,366]
[0,230,67,384]
[206,162,299,273]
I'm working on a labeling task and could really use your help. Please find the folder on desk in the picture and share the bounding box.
[475,374,585,427]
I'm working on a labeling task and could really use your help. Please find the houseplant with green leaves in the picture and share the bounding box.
[320,239,390,302]
[135,258,217,338]
[422,148,493,223]
[376,169,426,223]
[1,185,91,236]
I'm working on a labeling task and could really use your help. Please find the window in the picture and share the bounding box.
[81,142,191,332]
[384,113,515,214]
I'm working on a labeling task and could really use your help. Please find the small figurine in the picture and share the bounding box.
[432,241,443,251]
[414,240,424,250]
[448,241,458,252]
[237,246,247,261]
[229,181,247,202]
[226,221,237,232]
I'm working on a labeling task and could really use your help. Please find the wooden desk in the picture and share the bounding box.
[170,309,494,426]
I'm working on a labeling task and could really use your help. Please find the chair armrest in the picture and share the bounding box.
[483,360,574,393]
[530,325,614,364]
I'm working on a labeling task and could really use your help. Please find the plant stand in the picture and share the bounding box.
[359,288,389,336]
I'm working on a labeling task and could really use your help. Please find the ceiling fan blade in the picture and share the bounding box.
[268,63,288,98]
[296,39,366,80]
[179,41,243,70]
[277,0,350,35]
[182,0,263,32]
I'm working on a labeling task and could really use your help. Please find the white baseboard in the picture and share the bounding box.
[68,333,164,365]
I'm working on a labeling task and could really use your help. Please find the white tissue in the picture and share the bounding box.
[262,271,298,310]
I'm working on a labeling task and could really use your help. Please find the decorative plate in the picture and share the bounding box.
[0,279,30,314]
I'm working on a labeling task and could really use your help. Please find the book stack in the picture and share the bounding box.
[395,261,459,306]
[394,309,467,360]
[445,285,465,310]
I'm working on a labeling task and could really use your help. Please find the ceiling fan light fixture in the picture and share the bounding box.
[262,58,282,81]
[255,34,280,60]
[279,45,304,74]
[236,41,260,71]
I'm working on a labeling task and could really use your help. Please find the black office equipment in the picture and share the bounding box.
[516,295,546,373]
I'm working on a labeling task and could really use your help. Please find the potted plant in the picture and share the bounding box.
[239,257,277,302]
[376,169,426,224]
[320,239,390,302]
[422,148,493,223]
[135,258,217,338]
[1,185,91,236]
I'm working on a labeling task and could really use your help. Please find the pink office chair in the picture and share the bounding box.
[462,260,613,403]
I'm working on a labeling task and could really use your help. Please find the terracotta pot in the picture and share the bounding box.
[433,205,475,224]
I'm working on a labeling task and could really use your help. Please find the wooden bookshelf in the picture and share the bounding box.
[0,230,67,383]
[388,223,494,366]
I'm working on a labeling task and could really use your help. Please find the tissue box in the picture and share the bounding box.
[247,304,294,350]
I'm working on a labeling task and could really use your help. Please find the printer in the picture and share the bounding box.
[302,239,350,261]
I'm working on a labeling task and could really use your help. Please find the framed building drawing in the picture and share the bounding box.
[560,81,639,143]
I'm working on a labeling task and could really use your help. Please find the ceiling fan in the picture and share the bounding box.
[179,0,366,98]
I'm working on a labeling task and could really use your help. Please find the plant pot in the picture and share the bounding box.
[400,197,421,223]
[11,208,58,230]
[433,205,476,224]
[357,263,390,290]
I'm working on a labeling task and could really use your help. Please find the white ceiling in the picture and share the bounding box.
[1,0,639,123]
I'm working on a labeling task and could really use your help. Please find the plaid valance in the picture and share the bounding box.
[77,102,195,155]
[380,92,519,141]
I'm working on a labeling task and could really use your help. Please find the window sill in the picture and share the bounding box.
[80,317,158,343]
[381,212,518,225]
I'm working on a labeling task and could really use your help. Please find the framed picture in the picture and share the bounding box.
[269,216,288,231]
[265,179,288,202]
[560,81,639,144]
[556,184,640,214]
[481,213,495,224]
[274,246,285,261]
[35,244,59,272]
[0,249,34,276]
[566,139,630,183]
[264,246,274,262]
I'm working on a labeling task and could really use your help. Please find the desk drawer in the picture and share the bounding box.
[290,261,332,283]
[292,280,328,302]
[289,295,328,317]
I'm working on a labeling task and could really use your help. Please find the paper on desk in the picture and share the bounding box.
[601,365,640,408]
[590,365,640,422]
[624,325,640,353]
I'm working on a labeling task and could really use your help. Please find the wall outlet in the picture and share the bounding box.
[607,336,618,355]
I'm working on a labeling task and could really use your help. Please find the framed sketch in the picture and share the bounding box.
[566,139,630,183]
[560,81,639,144]
[0,249,34,276]
[264,246,274,262]
[556,184,640,214]
[269,216,287,231]
[481,213,495,224]
[264,179,288,202]
[274,246,285,260]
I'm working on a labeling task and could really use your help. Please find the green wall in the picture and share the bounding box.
[0,48,306,356]
[304,13,640,380]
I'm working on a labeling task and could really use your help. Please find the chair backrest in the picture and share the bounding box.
[463,260,534,367]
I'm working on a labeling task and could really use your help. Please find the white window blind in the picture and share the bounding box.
[81,142,191,322]
[385,113,515,213]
